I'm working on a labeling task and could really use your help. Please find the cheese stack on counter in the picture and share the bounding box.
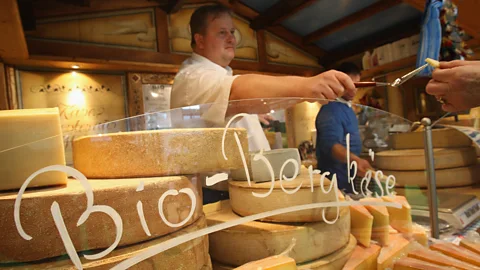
[379,128,478,190]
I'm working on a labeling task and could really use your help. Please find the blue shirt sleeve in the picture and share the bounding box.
[315,104,344,156]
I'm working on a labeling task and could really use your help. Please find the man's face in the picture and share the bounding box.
[343,73,361,101]
[195,13,236,67]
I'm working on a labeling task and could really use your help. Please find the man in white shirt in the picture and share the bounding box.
[171,4,357,125]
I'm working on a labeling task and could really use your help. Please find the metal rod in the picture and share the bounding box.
[421,118,440,239]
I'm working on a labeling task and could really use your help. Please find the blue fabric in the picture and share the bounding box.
[417,0,443,76]
[315,102,362,193]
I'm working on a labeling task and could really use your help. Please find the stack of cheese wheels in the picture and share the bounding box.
[377,127,478,190]
[207,166,355,269]
[1,121,249,269]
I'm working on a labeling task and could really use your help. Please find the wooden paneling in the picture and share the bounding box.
[267,26,326,58]
[256,30,268,67]
[0,0,29,60]
[155,8,171,53]
[0,63,8,110]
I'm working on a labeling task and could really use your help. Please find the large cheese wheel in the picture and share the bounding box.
[375,147,477,171]
[0,108,67,191]
[73,128,248,178]
[390,128,472,149]
[204,201,350,266]
[4,215,210,269]
[212,235,357,270]
[228,171,339,222]
[0,176,202,263]
[385,165,479,188]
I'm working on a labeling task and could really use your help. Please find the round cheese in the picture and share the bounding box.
[390,128,472,149]
[5,215,210,269]
[212,235,357,270]
[385,165,479,188]
[0,176,202,263]
[228,171,339,222]
[72,128,248,178]
[375,147,477,171]
[205,201,350,266]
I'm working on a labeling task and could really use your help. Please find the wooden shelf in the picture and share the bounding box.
[361,55,417,79]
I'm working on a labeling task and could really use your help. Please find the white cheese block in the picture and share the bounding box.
[231,148,301,183]
[228,171,339,222]
[73,128,248,178]
[375,147,477,171]
[386,165,479,188]
[4,215,210,269]
[0,108,67,191]
[390,128,472,149]
[0,176,202,263]
[204,201,350,266]
[212,235,357,270]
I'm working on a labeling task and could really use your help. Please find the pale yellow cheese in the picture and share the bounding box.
[0,108,66,191]
[0,176,202,263]
[5,215,210,269]
[350,205,373,247]
[393,257,456,270]
[73,128,248,178]
[408,245,480,270]
[390,128,472,150]
[234,255,297,270]
[382,196,412,234]
[228,172,339,222]
[377,234,412,270]
[343,244,381,270]
[411,224,428,246]
[425,58,440,68]
[205,200,350,265]
[460,239,480,255]
[430,242,480,267]
[360,198,390,246]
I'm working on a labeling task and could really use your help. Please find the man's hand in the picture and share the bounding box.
[355,158,373,178]
[301,70,357,101]
[258,114,274,125]
[426,60,480,112]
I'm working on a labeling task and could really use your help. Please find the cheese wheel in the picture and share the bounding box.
[212,235,357,270]
[386,165,479,188]
[73,128,248,178]
[4,215,210,269]
[0,176,202,263]
[0,108,67,191]
[390,128,472,149]
[205,201,350,266]
[228,171,339,222]
[375,147,477,171]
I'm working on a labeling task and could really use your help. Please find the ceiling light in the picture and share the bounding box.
[72,65,80,69]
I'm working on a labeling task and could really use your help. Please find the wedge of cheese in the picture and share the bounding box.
[425,58,440,68]
[460,239,480,255]
[382,195,412,234]
[228,172,339,222]
[343,244,381,270]
[411,224,428,246]
[408,246,480,270]
[205,200,350,265]
[5,215,210,269]
[393,257,456,270]
[73,128,248,178]
[350,205,373,247]
[0,108,67,191]
[360,198,390,246]
[0,176,202,263]
[234,255,297,270]
[377,234,412,270]
[430,242,480,267]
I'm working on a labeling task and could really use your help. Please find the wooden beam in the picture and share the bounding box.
[256,30,268,67]
[164,0,186,14]
[0,63,8,110]
[0,0,29,60]
[304,0,402,45]
[250,0,316,30]
[321,17,421,67]
[155,8,171,53]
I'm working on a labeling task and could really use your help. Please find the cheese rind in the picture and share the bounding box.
[0,108,67,191]
[73,128,249,178]
[0,176,202,263]
[360,198,390,246]
[381,196,412,234]
[350,205,373,247]
[430,242,480,267]
[205,201,350,265]
[4,215,210,269]
[343,244,381,270]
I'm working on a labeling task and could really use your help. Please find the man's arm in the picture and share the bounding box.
[331,144,372,177]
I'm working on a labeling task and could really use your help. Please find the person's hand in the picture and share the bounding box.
[301,70,357,101]
[356,158,373,178]
[257,114,274,125]
[426,60,480,112]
